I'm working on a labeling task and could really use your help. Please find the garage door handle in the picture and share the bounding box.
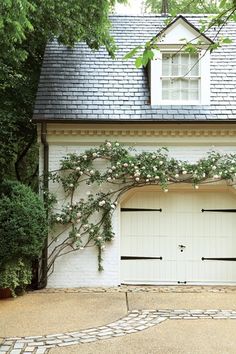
[121,256,163,260]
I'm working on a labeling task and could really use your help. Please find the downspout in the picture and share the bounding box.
[38,122,49,289]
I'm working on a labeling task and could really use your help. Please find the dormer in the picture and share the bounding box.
[150,16,214,106]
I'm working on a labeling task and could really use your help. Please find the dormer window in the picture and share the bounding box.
[161,52,200,102]
[150,16,213,106]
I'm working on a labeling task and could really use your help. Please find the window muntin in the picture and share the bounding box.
[161,53,200,102]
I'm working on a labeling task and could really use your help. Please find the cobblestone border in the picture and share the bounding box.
[1,309,236,354]
[34,285,236,294]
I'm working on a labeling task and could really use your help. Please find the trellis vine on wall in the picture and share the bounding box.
[45,141,236,275]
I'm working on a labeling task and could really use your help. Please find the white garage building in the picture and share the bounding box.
[33,15,236,287]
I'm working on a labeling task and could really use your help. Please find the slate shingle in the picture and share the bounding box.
[33,15,236,122]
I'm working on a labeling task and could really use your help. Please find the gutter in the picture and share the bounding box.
[38,122,49,289]
[32,118,236,125]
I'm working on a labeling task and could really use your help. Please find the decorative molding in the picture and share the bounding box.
[47,128,236,138]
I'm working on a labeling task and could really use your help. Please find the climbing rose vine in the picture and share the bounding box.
[46,141,236,275]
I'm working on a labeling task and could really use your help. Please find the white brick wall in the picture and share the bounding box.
[41,130,236,288]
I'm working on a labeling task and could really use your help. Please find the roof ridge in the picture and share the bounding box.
[110,14,214,18]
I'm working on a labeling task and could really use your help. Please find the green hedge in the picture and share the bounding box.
[0,180,47,267]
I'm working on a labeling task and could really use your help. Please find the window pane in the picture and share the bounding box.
[161,53,200,101]
[189,79,199,89]
[181,89,189,100]
[162,90,170,100]
[189,90,199,100]
[172,64,179,76]
[170,79,180,100]
[162,80,170,89]
[162,54,170,76]
[181,79,189,89]
[188,54,199,76]
[162,63,170,76]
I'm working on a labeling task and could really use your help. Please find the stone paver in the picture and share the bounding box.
[2,309,236,354]
[2,286,236,353]
[34,285,236,294]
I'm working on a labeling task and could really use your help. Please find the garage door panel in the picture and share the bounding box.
[184,261,236,283]
[121,190,236,285]
[121,213,161,236]
[121,260,179,283]
[121,236,160,256]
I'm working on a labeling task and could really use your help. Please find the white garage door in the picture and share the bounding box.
[121,189,236,285]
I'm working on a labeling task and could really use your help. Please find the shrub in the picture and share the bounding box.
[0,180,47,267]
[0,259,32,296]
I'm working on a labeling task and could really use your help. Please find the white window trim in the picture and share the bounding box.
[150,48,210,106]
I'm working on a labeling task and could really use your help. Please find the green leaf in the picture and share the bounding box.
[135,56,143,68]
[124,45,142,60]
[222,37,233,44]
[219,0,227,8]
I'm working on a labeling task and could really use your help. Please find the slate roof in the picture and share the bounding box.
[33,15,236,122]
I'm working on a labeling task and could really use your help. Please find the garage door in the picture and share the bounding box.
[121,190,236,285]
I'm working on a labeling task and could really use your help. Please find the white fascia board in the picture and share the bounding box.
[200,50,211,105]
[150,50,162,106]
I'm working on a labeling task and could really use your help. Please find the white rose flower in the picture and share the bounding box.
[159,161,163,165]
[153,167,157,171]
[99,200,106,207]
[182,170,187,175]
[97,236,102,240]
[164,188,168,192]
[107,177,112,182]
[56,217,62,222]
[76,166,81,171]
[123,163,128,167]
[135,177,140,182]
[146,179,149,182]
[175,174,179,178]
[92,152,97,157]
[83,155,87,160]
[112,166,116,170]
[213,174,219,179]
[106,142,112,148]
[76,233,81,237]
[90,170,95,175]
[108,169,113,173]
[115,142,119,146]
[155,176,160,180]
[101,245,106,250]
[69,183,74,188]
[212,166,217,170]
[147,174,151,178]
[79,247,84,250]
[195,185,199,189]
